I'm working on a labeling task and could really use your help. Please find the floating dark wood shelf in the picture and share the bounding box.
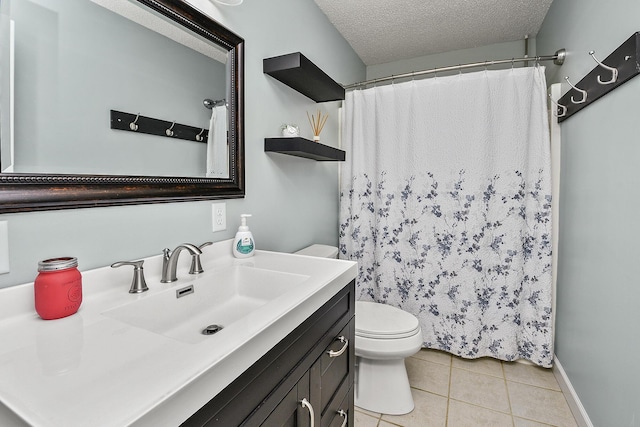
[263,52,345,102]
[265,138,345,161]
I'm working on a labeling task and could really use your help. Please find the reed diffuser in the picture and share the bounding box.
[307,110,328,142]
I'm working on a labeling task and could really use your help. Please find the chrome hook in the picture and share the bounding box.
[564,76,587,104]
[548,93,567,118]
[129,113,140,131]
[588,50,618,85]
[195,128,205,142]
[165,121,176,137]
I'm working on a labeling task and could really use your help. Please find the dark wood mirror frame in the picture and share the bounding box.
[0,0,244,213]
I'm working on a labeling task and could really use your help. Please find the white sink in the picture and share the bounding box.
[102,265,310,344]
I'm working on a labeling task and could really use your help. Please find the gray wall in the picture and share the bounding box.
[0,0,365,288]
[537,1,640,426]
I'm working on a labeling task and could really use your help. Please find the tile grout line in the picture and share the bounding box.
[445,355,453,426]
[501,361,517,427]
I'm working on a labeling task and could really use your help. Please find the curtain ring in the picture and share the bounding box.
[196,128,205,142]
[165,121,176,136]
[129,113,140,131]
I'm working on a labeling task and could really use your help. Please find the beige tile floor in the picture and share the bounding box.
[354,349,578,427]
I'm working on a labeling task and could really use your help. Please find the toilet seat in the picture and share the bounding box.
[356,301,420,339]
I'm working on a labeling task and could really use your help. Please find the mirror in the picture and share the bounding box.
[0,0,244,212]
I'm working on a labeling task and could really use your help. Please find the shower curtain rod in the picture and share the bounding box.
[343,48,566,90]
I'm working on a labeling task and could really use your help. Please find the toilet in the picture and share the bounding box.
[295,244,423,415]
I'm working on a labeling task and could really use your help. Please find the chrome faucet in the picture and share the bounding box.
[161,243,202,283]
[189,242,213,274]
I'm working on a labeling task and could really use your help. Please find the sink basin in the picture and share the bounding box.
[102,266,310,344]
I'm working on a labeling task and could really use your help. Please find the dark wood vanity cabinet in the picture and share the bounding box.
[182,281,355,427]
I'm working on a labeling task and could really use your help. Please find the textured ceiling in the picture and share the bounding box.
[313,0,554,66]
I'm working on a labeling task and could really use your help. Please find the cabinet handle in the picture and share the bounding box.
[300,398,315,427]
[337,409,348,427]
[327,336,348,358]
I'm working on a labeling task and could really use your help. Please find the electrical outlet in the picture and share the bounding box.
[0,221,9,274]
[212,203,226,232]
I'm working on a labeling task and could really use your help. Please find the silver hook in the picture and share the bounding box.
[564,76,587,104]
[195,128,205,142]
[129,113,140,131]
[165,121,176,137]
[548,93,567,118]
[588,50,618,85]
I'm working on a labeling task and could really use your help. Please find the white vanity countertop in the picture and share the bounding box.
[0,241,357,427]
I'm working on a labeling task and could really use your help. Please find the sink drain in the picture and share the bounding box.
[202,324,223,335]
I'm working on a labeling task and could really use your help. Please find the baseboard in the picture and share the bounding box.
[553,355,594,427]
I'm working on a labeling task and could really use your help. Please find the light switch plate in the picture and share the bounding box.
[0,221,9,274]
[212,203,226,232]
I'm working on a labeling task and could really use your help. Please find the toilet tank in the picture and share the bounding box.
[295,244,338,259]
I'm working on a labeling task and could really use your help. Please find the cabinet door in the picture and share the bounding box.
[260,372,313,427]
[309,318,354,427]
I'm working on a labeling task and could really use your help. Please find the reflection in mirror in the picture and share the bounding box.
[0,0,244,212]
[3,0,228,178]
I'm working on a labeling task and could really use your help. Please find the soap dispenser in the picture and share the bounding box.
[233,214,255,258]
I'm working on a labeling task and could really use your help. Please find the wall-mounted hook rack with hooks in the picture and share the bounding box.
[110,110,209,143]
[558,32,640,122]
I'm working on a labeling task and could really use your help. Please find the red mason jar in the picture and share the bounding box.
[34,257,83,320]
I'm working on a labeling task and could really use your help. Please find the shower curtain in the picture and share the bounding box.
[339,67,554,367]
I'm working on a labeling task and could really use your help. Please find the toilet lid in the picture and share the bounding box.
[355,301,421,339]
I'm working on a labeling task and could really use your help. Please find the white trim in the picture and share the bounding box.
[553,355,594,427]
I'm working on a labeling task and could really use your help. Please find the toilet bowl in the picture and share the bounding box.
[295,244,423,415]
[354,301,422,414]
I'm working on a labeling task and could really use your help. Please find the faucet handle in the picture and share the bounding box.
[111,260,149,293]
[189,242,213,274]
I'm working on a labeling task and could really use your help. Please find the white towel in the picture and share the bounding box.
[206,104,228,178]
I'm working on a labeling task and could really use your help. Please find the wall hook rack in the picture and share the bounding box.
[558,32,640,122]
[110,110,209,143]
